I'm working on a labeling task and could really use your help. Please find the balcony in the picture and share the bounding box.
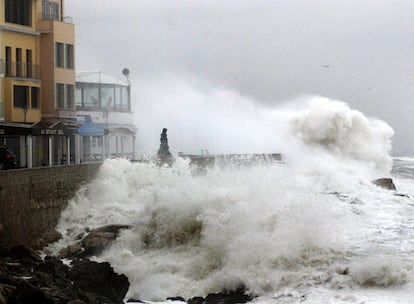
[36,12,75,34]
[5,62,40,80]
[39,13,73,24]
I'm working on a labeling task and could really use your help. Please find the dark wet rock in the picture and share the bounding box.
[67,300,88,304]
[394,193,411,198]
[0,245,42,263]
[33,229,63,250]
[205,289,253,304]
[59,224,132,259]
[58,242,83,258]
[69,259,130,304]
[0,245,130,304]
[187,297,205,304]
[126,299,147,303]
[0,284,16,304]
[335,266,349,275]
[167,296,186,302]
[184,286,254,304]
[0,246,75,303]
[372,178,396,190]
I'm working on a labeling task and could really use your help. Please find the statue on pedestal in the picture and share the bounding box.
[157,128,173,165]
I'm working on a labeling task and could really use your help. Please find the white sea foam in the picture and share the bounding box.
[349,257,409,287]
[48,91,414,303]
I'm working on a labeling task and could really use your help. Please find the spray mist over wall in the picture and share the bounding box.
[51,78,400,301]
[132,76,394,178]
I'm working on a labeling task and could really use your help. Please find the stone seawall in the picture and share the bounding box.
[0,163,102,248]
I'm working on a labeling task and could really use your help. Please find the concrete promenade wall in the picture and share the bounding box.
[0,163,102,248]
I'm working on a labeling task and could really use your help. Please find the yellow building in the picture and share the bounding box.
[36,0,76,120]
[0,0,41,124]
[0,0,77,167]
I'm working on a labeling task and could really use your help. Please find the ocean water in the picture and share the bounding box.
[47,98,414,303]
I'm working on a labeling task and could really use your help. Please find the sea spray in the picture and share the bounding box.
[76,159,348,300]
[349,257,409,287]
[288,97,394,175]
[48,94,405,302]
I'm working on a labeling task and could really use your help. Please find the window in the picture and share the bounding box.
[56,84,75,109]
[31,87,40,108]
[16,48,22,77]
[75,86,82,106]
[101,86,114,109]
[92,136,103,148]
[65,44,74,69]
[92,137,99,148]
[114,86,130,110]
[83,86,99,108]
[14,86,29,108]
[56,83,65,108]
[5,47,12,76]
[26,49,32,78]
[42,0,49,18]
[56,43,75,69]
[42,0,60,20]
[55,42,64,68]
[5,0,32,26]
[66,84,74,109]
[50,2,59,20]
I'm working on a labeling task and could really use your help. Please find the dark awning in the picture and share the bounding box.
[31,119,80,136]
[0,120,80,137]
[0,122,32,136]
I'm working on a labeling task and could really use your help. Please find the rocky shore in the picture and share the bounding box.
[0,225,254,304]
[0,245,129,304]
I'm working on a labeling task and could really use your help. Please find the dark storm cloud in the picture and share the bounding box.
[66,0,414,155]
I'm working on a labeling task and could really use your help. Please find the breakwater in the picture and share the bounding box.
[0,163,101,248]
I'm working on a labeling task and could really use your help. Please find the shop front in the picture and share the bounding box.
[0,120,80,168]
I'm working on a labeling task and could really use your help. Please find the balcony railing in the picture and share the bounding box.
[5,62,40,80]
[40,13,73,24]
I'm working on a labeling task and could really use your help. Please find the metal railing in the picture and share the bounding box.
[5,62,40,80]
[40,13,73,24]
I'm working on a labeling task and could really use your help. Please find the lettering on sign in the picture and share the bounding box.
[40,129,64,135]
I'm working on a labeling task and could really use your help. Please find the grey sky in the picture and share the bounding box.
[66,0,414,155]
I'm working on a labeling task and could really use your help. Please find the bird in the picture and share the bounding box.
[321,65,330,68]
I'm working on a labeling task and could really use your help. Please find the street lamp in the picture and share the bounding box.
[122,68,130,84]
[22,104,29,123]
[122,68,131,112]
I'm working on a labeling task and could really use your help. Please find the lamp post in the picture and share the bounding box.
[122,68,130,84]
[122,68,131,112]
[22,104,28,123]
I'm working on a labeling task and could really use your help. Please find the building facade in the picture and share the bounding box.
[0,0,78,167]
[0,0,42,124]
[75,71,137,162]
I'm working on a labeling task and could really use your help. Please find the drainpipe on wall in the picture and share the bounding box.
[27,135,33,168]
[48,135,53,166]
